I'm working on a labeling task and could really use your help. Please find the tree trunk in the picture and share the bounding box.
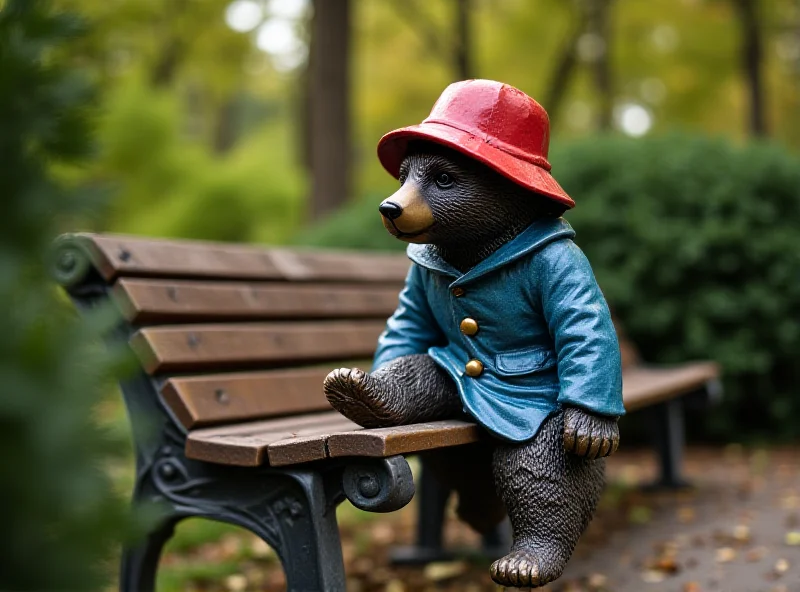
[150,39,183,88]
[454,0,472,80]
[213,98,237,154]
[588,0,613,131]
[543,24,581,127]
[733,0,767,136]
[309,0,351,220]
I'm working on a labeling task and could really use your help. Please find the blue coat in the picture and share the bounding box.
[372,218,624,443]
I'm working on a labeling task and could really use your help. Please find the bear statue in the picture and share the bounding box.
[323,79,625,589]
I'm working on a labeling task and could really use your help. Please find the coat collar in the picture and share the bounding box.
[407,217,576,284]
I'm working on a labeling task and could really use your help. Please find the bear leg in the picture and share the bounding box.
[324,354,461,428]
[490,411,605,588]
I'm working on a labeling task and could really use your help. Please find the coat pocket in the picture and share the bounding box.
[494,346,557,376]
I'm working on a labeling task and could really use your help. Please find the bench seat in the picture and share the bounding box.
[181,361,720,467]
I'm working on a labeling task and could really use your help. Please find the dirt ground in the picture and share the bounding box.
[160,445,800,592]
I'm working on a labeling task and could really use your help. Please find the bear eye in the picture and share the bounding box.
[434,172,454,189]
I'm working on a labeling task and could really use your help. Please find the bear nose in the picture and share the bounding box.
[379,201,404,220]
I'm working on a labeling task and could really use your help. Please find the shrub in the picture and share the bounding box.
[555,135,800,442]
[0,1,134,588]
[299,134,800,442]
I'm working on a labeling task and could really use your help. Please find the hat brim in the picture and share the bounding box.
[377,122,575,209]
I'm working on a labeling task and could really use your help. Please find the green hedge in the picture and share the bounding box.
[0,2,135,589]
[299,134,800,442]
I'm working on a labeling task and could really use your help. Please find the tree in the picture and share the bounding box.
[309,0,352,220]
[391,0,474,80]
[732,0,767,136]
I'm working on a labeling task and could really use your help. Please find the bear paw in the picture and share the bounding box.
[563,406,620,460]
[323,367,399,428]
[490,548,552,588]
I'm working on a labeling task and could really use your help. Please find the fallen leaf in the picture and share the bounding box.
[250,536,274,559]
[370,522,395,545]
[423,561,467,582]
[220,534,243,560]
[654,555,680,574]
[733,524,751,543]
[587,572,607,588]
[784,531,800,546]
[774,558,790,574]
[683,582,702,592]
[385,579,405,592]
[715,547,737,563]
[224,574,247,592]
[746,546,769,562]
[641,569,666,583]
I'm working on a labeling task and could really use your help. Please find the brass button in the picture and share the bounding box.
[465,359,484,377]
[460,317,479,336]
[452,287,466,297]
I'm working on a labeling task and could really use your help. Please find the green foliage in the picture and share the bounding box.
[299,134,800,442]
[555,134,800,441]
[0,1,134,588]
[91,80,306,244]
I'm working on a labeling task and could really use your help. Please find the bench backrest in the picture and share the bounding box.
[55,233,639,431]
[56,234,408,429]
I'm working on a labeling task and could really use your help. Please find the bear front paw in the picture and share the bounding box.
[563,406,619,460]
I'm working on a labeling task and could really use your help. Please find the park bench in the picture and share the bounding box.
[53,232,721,592]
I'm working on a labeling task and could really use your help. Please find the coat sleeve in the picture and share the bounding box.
[536,239,625,417]
[371,263,446,371]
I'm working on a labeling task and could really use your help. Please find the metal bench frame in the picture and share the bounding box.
[63,260,413,592]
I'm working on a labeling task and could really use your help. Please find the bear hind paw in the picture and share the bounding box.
[490,548,559,588]
[323,367,398,428]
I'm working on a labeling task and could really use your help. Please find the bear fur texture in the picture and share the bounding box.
[324,142,620,588]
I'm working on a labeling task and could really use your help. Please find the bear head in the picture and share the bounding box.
[379,140,567,272]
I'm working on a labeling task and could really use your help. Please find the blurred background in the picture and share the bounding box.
[2,0,800,590]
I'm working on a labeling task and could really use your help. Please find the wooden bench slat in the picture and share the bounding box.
[161,365,369,429]
[185,411,358,466]
[77,233,409,283]
[186,415,479,467]
[113,278,401,324]
[131,320,386,374]
[326,420,482,458]
[161,368,333,429]
[622,362,720,412]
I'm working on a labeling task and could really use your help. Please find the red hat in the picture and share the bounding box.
[377,79,574,208]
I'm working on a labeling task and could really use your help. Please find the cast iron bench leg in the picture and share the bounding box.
[277,470,347,592]
[391,459,510,564]
[120,457,346,592]
[391,459,450,563]
[650,398,690,489]
[120,515,181,592]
